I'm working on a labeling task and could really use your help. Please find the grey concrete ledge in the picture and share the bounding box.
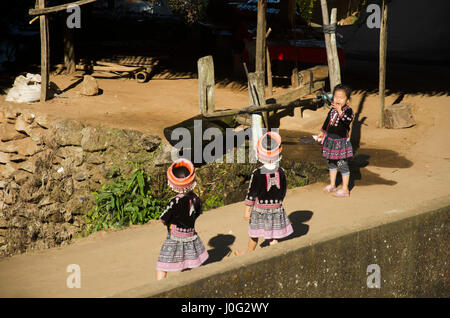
[110,195,450,298]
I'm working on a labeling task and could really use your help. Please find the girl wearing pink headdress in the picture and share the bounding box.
[235,132,293,255]
[156,158,209,280]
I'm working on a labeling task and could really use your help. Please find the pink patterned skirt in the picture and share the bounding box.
[156,225,209,272]
[248,202,293,240]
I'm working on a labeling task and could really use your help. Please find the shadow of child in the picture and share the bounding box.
[260,210,313,247]
[203,234,236,266]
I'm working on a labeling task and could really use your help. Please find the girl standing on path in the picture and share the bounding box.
[156,158,209,280]
[317,84,354,197]
[235,132,294,255]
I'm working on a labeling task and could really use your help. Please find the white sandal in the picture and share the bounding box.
[323,185,337,193]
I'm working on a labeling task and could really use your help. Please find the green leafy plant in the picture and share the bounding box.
[297,0,319,24]
[85,166,171,235]
[166,0,207,24]
[203,183,225,210]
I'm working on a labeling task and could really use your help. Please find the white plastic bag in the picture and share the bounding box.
[5,73,41,103]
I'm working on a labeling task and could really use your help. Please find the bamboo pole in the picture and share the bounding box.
[320,0,336,92]
[39,0,49,102]
[379,0,389,128]
[266,28,273,98]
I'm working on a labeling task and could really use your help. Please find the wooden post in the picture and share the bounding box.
[330,8,341,87]
[39,0,49,102]
[379,0,389,128]
[198,56,215,115]
[255,0,268,129]
[320,0,337,92]
[255,0,267,77]
[64,26,75,74]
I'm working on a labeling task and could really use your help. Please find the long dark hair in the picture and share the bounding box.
[333,84,352,100]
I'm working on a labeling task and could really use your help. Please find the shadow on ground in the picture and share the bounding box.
[204,234,236,266]
[260,210,313,248]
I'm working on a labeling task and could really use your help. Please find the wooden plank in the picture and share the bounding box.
[273,81,325,105]
[39,0,49,102]
[293,65,328,87]
[202,96,320,119]
[330,8,341,87]
[75,64,142,72]
[29,0,97,16]
[197,56,215,114]
[95,61,143,71]
[379,0,389,128]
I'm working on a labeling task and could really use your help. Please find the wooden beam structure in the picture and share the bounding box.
[202,96,321,119]
[29,0,96,16]
[203,81,325,119]
[31,0,98,101]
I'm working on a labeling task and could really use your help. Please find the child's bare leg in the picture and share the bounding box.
[341,173,350,193]
[329,169,337,188]
[234,237,258,255]
[156,270,167,280]
[269,239,278,246]
[247,237,258,252]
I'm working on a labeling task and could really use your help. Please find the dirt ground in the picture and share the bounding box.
[0,59,449,297]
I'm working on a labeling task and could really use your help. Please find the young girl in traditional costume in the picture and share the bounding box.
[317,84,354,197]
[235,132,293,255]
[156,158,209,280]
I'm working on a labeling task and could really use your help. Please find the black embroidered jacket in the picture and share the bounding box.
[321,105,354,138]
[245,166,287,207]
[159,192,202,230]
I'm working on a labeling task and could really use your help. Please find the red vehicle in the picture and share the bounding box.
[228,0,345,74]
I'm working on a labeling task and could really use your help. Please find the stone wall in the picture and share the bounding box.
[0,105,327,258]
[0,105,167,257]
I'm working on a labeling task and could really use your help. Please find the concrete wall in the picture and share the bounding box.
[114,196,450,297]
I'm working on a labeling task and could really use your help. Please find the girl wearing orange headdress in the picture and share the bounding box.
[235,132,293,255]
[156,158,209,280]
